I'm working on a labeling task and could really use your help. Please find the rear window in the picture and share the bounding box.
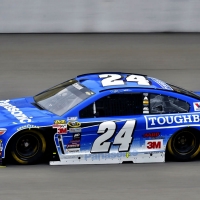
[168,84,200,100]
[150,94,190,114]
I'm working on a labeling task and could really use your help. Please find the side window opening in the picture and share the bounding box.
[150,94,190,114]
[79,93,143,118]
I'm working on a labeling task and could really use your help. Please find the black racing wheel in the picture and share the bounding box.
[167,128,200,161]
[10,130,46,164]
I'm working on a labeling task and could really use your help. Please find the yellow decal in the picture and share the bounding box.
[67,121,81,128]
[54,120,66,124]
[125,152,130,158]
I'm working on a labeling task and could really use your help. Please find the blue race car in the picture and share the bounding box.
[1,72,200,165]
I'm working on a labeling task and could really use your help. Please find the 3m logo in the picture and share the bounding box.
[147,141,161,149]
[145,139,163,150]
[57,127,67,134]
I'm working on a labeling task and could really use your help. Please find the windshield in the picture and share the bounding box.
[34,79,95,116]
[168,83,200,100]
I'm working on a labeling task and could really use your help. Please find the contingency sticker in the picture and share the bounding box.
[66,133,81,153]
[193,102,200,111]
[143,93,149,114]
[53,120,67,134]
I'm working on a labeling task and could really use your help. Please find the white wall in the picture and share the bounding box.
[1,0,200,33]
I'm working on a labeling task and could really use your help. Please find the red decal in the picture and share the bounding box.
[143,132,160,138]
[57,128,67,134]
[147,141,161,149]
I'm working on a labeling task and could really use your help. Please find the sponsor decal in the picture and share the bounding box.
[54,120,66,124]
[67,148,80,153]
[145,139,163,150]
[66,138,80,151]
[149,77,173,90]
[193,102,200,111]
[143,97,149,106]
[73,133,81,140]
[125,152,130,158]
[0,100,32,123]
[67,143,80,149]
[17,124,39,131]
[67,121,81,128]
[72,83,83,90]
[53,124,67,134]
[62,155,82,159]
[143,94,149,114]
[69,128,81,133]
[143,132,160,138]
[53,120,67,134]
[145,113,200,130]
[143,107,149,114]
[67,117,77,121]
[85,152,138,161]
[66,131,81,152]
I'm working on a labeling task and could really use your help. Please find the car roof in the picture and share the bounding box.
[75,72,173,93]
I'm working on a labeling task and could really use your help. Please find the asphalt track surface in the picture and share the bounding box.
[1,34,200,200]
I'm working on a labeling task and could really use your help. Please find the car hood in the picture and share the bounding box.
[0,97,54,125]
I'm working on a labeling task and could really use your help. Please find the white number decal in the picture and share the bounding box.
[113,120,136,151]
[91,121,116,153]
[99,74,150,86]
[126,75,150,86]
[99,74,124,87]
[91,120,136,153]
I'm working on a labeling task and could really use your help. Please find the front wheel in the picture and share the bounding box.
[10,130,46,164]
[167,128,200,161]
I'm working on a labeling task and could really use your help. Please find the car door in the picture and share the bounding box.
[73,91,148,163]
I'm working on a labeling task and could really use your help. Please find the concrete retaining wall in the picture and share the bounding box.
[1,0,200,33]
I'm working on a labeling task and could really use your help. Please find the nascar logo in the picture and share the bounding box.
[145,113,200,130]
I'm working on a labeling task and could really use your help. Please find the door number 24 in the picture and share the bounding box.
[91,120,136,153]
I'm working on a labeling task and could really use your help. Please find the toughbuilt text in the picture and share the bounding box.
[145,114,200,129]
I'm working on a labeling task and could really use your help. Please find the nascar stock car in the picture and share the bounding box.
[1,72,200,165]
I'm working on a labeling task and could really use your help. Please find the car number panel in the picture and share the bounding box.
[51,118,165,165]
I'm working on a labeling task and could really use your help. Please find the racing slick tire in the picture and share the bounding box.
[10,130,46,164]
[167,128,200,161]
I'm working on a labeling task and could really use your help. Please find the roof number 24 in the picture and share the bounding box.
[99,74,150,87]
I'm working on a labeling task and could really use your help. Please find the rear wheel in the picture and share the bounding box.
[167,128,200,161]
[10,130,46,164]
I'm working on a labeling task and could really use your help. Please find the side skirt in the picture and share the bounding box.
[50,152,165,165]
